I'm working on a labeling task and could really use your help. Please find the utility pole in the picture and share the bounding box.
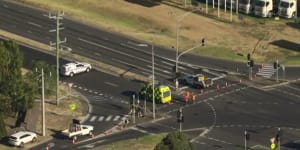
[48,11,66,106]
[152,43,156,120]
[41,68,45,136]
[276,59,279,82]
[230,0,233,22]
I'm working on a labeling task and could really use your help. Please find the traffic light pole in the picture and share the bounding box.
[276,59,279,82]
[278,128,281,150]
[132,94,136,124]
[179,108,182,132]
[244,130,247,150]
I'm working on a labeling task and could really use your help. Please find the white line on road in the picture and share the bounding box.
[27,21,42,28]
[104,81,118,87]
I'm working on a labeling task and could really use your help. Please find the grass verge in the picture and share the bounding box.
[95,133,167,150]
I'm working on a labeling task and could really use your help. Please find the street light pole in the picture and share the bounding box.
[175,9,198,90]
[152,43,155,120]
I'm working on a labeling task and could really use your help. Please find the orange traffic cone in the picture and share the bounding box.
[91,133,94,139]
[200,89,204,95]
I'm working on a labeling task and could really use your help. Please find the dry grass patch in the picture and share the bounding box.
[13,0,300,64]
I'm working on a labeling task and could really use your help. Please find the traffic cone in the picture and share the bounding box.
[200,89,204,95]
[239,79,242,84]
[119,125,124,131]
[46,144,49,150]
[104,130,109,136]
[72,139,76,144]
[225,82,228,88]
[91,133,94,139]
[216,84,220,91]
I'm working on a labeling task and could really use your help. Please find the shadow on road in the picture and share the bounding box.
[125,0,161,7]
[286,22,300,30]
[49,128,66,140]
[271,40,300,53]
[282,141,300,149]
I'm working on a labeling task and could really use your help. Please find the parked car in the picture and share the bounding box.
[60,61,92,77]
[8,131,37,147]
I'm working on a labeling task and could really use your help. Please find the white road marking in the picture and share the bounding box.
[90,116,97,122]
[113,115,120,121]
[78,38,151,64]
[98,116,104,122]
[104,81,118,87]
[146,65,172,74]
[27,21,42,28]
[105,115,112,121]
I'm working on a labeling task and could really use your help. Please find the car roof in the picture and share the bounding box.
[10,131,35,138]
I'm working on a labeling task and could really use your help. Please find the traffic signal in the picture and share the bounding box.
[201,38,205,47]
[245,132,250,141]
[177,109,184,123]
[247,53,251,61]
[273,61,277,69]
[250,59,254,67]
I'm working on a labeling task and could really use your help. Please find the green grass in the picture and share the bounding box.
[282,56,300,65]
[97,133,167,150]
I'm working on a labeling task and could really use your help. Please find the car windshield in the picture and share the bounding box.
[280,1,290,8]
[240,0,249,4]
[255,0,265,6]
[163,91,171,98]
[9,136,17,140]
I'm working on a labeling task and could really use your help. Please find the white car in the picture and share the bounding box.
[60,61,92,77]
[8,131,37,147]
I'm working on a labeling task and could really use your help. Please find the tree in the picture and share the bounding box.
[155,132,194,150]
[30,60,56,95]
[0,40,36,137]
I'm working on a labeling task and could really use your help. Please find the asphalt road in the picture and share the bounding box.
[1,1,300,150]
[4,0,299,83]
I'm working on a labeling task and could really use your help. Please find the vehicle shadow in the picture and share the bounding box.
[282,141,300,149]
[125,0,161,7]
[270,39,300,53]
[286,22,300,30]
[48,128,67,140]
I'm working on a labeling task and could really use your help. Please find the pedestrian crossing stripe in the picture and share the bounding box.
[90,116,97,122]
[98,116,104,122]
[89,115,128,122]
[105,115,112,121]
[113,115,120,121]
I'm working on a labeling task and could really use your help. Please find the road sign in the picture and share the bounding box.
[270,143,276,149]
[69,103,77,111]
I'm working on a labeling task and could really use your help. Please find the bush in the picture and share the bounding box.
[155,131,194,150]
